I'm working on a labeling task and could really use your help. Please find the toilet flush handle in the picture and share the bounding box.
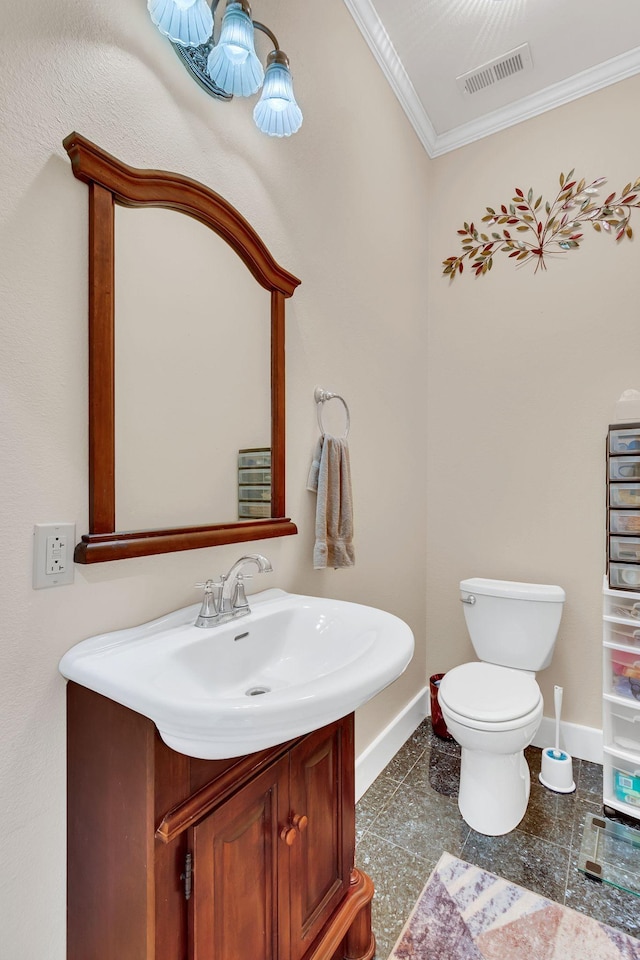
[460,594,476,605]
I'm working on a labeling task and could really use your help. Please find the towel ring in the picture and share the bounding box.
[314,386,350,440]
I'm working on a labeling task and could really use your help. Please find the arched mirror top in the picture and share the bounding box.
[63,132,300,563]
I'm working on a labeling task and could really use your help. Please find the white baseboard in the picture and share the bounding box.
[355,686,429,800]
[355,694,603,800]
[532,716,603,766]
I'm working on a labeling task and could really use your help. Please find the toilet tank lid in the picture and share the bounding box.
[460,578,565,602]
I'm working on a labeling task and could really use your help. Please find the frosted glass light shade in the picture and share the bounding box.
[253,56,302,137]
[206,2,264,96]
[147,0,214,46]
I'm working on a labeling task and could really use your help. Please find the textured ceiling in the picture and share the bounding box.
[344,0,640,156]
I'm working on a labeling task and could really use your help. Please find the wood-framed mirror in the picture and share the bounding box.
[63,132,300,563]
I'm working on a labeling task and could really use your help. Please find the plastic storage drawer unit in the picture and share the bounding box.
[610,511,640,535]
[610,756,640,808]
[238,468,271,485]
[606,621,640,648]
[609,563,640,590]
[610,428,640,454]
[610,537,640,563]
[604,591,640,620]
[605,645,640,701]
[610,456,640,480]
[604,699,640,755]
[610,483,640,508]
[238,502,271,519]
[238,448,271,469]
[238,486,271,502]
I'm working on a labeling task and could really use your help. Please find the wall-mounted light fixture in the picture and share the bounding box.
[147,0,303,137]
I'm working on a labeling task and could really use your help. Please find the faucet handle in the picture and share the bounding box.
[195,578,223,615]
[194,578,222,626]
[232,573,252,611]
[195,577,222,593]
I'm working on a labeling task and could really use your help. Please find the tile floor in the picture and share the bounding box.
[355,720,640,960]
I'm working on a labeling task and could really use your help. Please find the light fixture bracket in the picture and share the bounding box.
[170,38,233,101]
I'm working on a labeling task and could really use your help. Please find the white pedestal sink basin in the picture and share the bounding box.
[59,589,414,759]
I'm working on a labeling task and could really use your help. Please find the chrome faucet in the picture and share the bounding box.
[195,554,273,628]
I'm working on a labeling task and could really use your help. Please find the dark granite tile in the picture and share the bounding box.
[428,742,462,797]
[367,782,470,861]
[461,827,570,904]
[357,721,638,952]
[409,718,460,754]
[517,778,580,847]
[569,796,603,849]
[429,727,460,751]
[577,758,604,799]
[564,811,640,941]
[524,744,543,780]
[355,832,435,960]
[381,720,432,782]
[356,776,399,840]
[401,742,461,799]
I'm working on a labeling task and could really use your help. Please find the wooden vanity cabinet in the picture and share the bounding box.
[66,683,374,960]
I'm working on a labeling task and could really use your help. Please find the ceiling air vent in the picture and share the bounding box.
[456,43,533,96]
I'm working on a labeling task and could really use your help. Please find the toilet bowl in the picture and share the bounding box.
[438,578,565,836]
[439,662,543,835]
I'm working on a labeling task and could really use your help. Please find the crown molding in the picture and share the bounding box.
[343,0,640,159]
[342,0,438,155]
[432,46,640,157]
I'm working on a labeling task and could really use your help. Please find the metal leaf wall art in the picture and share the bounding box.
[443,170,640,280]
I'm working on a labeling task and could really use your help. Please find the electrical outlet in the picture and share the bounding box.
[33,523,76,588]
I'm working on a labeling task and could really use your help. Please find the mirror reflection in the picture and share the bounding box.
[114,206,271,530]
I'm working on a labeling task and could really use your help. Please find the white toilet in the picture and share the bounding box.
[438,578,565,837]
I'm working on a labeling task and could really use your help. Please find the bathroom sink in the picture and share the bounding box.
[59,588,414,759]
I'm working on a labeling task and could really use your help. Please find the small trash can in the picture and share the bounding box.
[430,673,453,740]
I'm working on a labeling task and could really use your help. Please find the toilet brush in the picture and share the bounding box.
[539,685,576,793]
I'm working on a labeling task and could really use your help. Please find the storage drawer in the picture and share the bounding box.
[604,591,640,620]
[606,621,640,648]
[605,699,640,754]
[610,537,640,563]
[609,483,640,508]
[609,562,640,590]
[610,427,640,454]
[610,456,640,480]
[237,468,271,485]
[238,485,271,502]
[238,448,271,469]
[610,510,640,535]
[605,646,640,700]
[238,501,271,519]
[609,755,640,808]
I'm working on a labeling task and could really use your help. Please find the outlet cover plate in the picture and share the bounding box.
[33,523,76,588]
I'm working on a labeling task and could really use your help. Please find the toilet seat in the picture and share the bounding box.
[438,662,541,725]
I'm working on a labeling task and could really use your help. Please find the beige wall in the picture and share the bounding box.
[426,77,640,729]
[1,1,429,956]
[5,0,638,954]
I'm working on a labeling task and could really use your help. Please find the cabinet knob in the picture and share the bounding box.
[280,825,298,846]
[280,813,308,845]
[292,814,308,832]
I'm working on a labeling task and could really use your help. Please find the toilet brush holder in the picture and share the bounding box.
[539,748,576,794]
[539,684,575,793]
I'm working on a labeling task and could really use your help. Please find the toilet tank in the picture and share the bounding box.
[460,578,565,671]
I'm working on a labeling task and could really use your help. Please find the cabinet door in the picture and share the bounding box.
[288,718,354,960]
[190,755,291,960]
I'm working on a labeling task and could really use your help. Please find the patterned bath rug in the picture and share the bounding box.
[388,852,640,960]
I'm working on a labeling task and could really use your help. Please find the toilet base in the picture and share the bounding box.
[458,747,531,836]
